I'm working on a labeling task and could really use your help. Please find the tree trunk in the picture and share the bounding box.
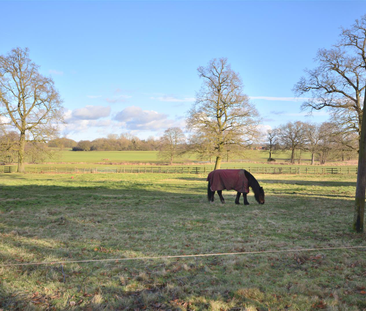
[311,152,315,165]
[214,142,223,170]
[17,132,26,173]
[354,91,366,232]
[298,150,302,164]
[291,148,295,164]
[214,156,222,170]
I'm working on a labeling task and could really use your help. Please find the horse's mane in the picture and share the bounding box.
[244,169,260,192]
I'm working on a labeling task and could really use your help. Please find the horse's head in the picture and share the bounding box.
[255,187,265,204]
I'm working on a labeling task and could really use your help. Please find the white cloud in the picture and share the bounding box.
[114,106,176,130]
[258,124,272,133]
[151,96,195,102]
[87,95,102,99]
[63,109,73,120]
[0,116,16,133]
[0,115,11,124]
[60,119,114,137]
[89,119,112,127]
[61,105,185,140]
[72,105,111,120]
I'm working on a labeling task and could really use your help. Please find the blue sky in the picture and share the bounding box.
[1,0,365,141]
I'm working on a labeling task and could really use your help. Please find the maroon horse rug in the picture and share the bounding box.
[207,169,265,205]
[206,169,249,194]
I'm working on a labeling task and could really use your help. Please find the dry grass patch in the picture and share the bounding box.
[0,172,365,310]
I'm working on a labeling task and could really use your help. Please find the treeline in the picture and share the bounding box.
[267,121,358,165]
[0,133,163,164]
[48,134,161,151]
[1,121,358,166]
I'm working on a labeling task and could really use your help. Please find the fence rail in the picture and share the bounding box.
[247,166,358,175]
[2,165,358,175]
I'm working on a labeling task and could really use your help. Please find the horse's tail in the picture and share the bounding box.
[207,181,214,202]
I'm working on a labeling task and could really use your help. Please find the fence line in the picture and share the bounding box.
[3,165,358,175]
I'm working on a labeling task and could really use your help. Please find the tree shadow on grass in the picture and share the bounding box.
[272,190,354,199]
[261,179,356,188]
[0,283,30,310]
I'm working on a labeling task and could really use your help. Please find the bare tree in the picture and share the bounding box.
[158,127,186,165]
[188,132,216,163]
[332,130,358,162]
[266,129,279,161]
[302,122,322,165]
[294,15,366,232]
[330,110,359,160]
[277,121,306,164]
[0,48,63,172]
[25,141,58,164]
[0,129,18,164]
[317,122,338,164]
[74,140,92,151]
[48,137,77,150]
[118,134,132,150]
[187,58,260,169]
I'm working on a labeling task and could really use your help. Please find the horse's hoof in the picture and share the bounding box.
[235,201,240,205]
[244,203,250,205]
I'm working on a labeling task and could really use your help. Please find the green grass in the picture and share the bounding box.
[56,150,162,163]
[1,172,365,310]
[14,149,358,175]
[49,149,315,164]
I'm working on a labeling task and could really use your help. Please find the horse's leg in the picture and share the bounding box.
[235,192,241,204]
[243,193,250,205]
[217,190,225,204]
[207,182,215,202]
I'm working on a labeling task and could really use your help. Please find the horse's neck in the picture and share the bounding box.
[244,170,260,193]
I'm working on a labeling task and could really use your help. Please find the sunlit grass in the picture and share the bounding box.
[1,172,365,310]
[11,149,356,176]
[38,149,311,164]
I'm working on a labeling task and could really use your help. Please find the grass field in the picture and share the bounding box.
[50,149,312,164]
[10,149,358,175]
[55,151,164,164]
[1,172,365,310]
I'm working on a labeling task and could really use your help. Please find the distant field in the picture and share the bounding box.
[9,149,354,174]
[56,150,162,163]
[54,149,310,164]
[3,149,358,174]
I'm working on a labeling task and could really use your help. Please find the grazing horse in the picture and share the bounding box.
[207,169,265,205]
